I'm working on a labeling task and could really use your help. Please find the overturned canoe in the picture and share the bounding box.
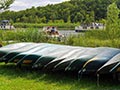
[0,42,34,61]
[17,46,61,67]
[8,43,54,64]
[65,47,107,72]
[97,53,120,74]
[44,47,84,71]
[15,44,72,67]
[53,48,87,71]
[0,42,119,76]
[81,48,120,74]
[1,43,40,63]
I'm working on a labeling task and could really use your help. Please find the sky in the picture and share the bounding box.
[10,0,70,11]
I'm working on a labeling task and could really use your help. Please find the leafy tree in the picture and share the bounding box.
[106,2,120,39]
[0,0,119,23]
[0,0,15,10]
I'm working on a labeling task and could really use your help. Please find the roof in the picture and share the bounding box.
[1,20,9,23]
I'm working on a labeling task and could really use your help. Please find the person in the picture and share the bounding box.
[44,26,50,35]
[50,27,56,35]
[51,27,55,32]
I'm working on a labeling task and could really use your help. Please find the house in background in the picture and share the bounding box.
[0,20,15,30]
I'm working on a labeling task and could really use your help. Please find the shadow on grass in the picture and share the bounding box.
[0,63,120,90]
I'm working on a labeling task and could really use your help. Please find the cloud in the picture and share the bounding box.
[10,0,69,11]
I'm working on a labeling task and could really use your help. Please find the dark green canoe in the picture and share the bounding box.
[15,44,70,67]
[1,43,40,63]
[52,48,86,71]
[0,42,120,76]
[32,47,79,69]
[43,48,75,70]
[8,43,53,63]
[65,47,107,72]
[97,53,120,74]
[81,48,120,74]
[0,43,34,62]
[44,47,84,71]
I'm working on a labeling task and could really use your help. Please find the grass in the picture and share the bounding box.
[13,23,79,30]
[0,28,120,48]
[64,30,120,48]
[0,28,49,45]
[0,63,120,90]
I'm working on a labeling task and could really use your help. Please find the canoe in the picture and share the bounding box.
[44,47,84,71]
[52,48,87,71]
[0,42,34,62]
[81,48,120,74]
[1,43,40,63]
[8,43,53,63]
[32,47,82,69]
[97,53,120,74]
[65,47,107,72]
[0,42,120,76]
[16,44,71,67]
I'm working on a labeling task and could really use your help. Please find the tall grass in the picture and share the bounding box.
[65,30,120,48]
[0,28,120,48]
[0,28,48,45]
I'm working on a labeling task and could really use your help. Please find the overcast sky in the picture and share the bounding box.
[10,0,70,11]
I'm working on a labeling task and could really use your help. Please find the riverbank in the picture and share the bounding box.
[0,28,120,48]
[13,23,79,30]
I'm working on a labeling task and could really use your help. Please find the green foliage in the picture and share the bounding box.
[0,0,15,10]
[106,2,120,40]
[0,27,120,48]
[13,23,79,30]
[0,28,48,43]
[65,30,120,48]
[0,0,119,23]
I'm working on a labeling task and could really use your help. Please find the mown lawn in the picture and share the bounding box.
[0,63,119,90]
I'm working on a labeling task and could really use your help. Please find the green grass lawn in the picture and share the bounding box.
[0,63,120,90]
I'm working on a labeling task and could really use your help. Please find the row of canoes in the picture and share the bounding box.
[0,42,120,75]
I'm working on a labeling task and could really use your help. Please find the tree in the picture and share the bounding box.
[0,0,15,10]
[0,0,119,24]
[106,2,120,39]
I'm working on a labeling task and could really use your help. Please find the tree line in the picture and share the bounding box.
[0,0,120,24]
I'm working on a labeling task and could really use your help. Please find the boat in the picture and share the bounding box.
[75,22,104,32]
[0,42,119,78]
[33,46,80,68]
[14,44,70,67]
[65,47,106,72]
[53,48,86,71]
[44,47,84,71]
[16,46,62,67]
[43,26,64,39]
[8,43,53,63]
[81,48,120,74]
[32,48,69,69]
[2,43,40,63]
[97,53,120,74]
[0,42,34,62]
